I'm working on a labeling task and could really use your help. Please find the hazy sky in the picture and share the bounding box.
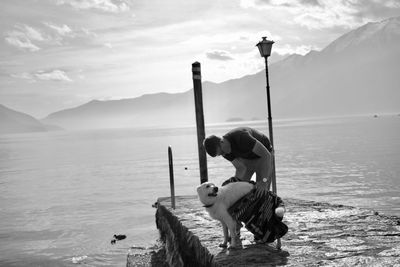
[1,0,399,117]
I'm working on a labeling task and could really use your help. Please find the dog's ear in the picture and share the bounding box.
[196,186,202,197]
[196,185,204,200]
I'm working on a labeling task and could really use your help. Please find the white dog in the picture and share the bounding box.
[196,181,254,249]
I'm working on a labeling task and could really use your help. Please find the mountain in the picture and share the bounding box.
[43,17,400,130]
[43,92,196,129]
[0,104,51,134]
[264,16,400,117]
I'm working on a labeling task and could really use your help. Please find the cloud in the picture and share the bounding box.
[35,70,73,82]
[240,0,399,30]
[4,24,48,51]
[55,0,130,13]
[4,22,98,52]
[346,0,400,20]
[11,70,73,82]
[10,72,36,81]
[274,44,316,55]
[245,0,322,8]
[206,50,234,61]
[19,24,47,41]
[5,35,40,52]
[44,22,73,36]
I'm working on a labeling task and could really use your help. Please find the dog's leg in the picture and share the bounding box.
[225,214,239,249]
[219,221,229,248]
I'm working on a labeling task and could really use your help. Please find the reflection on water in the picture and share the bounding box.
[0,115,399,266]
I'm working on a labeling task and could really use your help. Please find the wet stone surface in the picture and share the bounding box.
[155,196,400,266]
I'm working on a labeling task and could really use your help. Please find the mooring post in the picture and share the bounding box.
[192,62,208,184]
[168,146,176,209]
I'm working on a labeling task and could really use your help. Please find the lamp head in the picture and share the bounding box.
[256,36,274,57]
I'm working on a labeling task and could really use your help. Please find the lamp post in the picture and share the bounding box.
[256,37,277,194]
[257,36,281,250]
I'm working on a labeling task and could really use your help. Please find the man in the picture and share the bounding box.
[204,127,273,189]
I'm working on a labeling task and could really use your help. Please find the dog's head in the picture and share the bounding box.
[196,182,219,207]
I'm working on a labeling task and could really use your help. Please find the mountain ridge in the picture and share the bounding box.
[40,16,400,130]
[0,104,61,134]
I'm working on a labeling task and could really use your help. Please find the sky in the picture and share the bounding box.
[1,0,399,118]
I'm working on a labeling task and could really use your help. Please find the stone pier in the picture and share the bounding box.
[127,196,400,266]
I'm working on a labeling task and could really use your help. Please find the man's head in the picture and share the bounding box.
[203,135,222,157]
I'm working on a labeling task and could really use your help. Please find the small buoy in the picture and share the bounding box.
[114,234,126,240]
[184,167,188,170]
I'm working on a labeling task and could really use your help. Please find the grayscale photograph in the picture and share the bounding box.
[1,0,399,266]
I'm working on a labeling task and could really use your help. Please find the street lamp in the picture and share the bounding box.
[256,36,281,250]
[256,37,277,194]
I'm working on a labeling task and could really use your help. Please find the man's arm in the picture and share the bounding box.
[252,140,272,179]
[231,158,247,179]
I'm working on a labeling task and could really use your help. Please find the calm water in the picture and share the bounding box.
[0,115,399,266]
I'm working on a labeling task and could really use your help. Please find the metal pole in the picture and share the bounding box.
[168,146,176,209]
[192,62,208,184]
[264,56,277,194]
[265,56,281,250]
[265,57,274,148]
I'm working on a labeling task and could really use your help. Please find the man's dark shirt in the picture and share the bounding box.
[222,127,272,162]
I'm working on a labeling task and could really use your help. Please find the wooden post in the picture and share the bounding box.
[168,146,176,209]
[192,62,208,184]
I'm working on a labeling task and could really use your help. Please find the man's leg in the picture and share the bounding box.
[232,159,255,241]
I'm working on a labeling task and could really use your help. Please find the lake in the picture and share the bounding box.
[0,115,399,266]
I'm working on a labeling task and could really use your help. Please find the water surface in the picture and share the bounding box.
[0,115,399,266]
